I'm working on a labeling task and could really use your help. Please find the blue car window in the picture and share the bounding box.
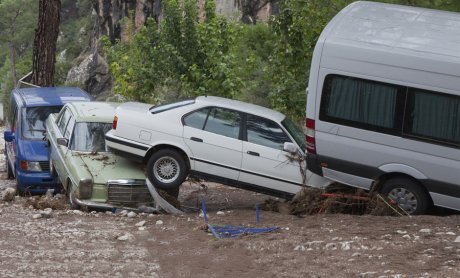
[22,106,62,140]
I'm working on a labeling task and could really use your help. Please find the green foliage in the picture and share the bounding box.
[104,0,243,104]
[105,0,460,123]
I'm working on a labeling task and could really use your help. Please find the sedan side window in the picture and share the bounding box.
[64,117,75,140]
[246,114,292,150]
[204,108,241,139]
[57,109,71,135]
[183,108,209,129]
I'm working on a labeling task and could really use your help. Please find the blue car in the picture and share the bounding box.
[3,87,92,194]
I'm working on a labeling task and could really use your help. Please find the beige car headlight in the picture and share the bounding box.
[78,178,93,199]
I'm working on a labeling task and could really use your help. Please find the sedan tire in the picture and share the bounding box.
[147,149,187,191]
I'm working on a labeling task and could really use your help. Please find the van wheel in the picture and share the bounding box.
[147,149,187,191]
[380,178,430,215]
[5,153,14,179]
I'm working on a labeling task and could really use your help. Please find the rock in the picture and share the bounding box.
[156,220,163,225]
[419,228,431,233]
[216,211,225,215]
[446,232,456,236]
[454,236,460,243]
[138,205,157,213]
[32,214,42,219]
[127,212,137,218]
[117,233,133,241]
[1,188,16,202]
[73,210,84,215]
[135,220,146,227]
[138,227,146,231]
[119,210,128,216]
[41,209,53,218]
[396,230,407,234]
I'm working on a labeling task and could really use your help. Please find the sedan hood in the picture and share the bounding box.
[77,153,146,184]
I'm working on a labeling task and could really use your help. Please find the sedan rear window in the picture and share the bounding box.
[149,100,195,114]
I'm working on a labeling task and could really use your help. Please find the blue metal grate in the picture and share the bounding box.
[201,198,279,239]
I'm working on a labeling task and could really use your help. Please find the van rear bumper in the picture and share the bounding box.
[16,171,61,194]
[307,153,323,176]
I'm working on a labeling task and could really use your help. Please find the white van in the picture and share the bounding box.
[306,1,460,214]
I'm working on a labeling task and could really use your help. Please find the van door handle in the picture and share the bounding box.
[247,151,259,156]
[190,137,203,142]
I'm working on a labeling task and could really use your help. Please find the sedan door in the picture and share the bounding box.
[239,114,304,196]
[183,107,243,182]
[50,108,75,188]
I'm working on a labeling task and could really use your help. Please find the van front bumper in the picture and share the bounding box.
[16,170,61,194]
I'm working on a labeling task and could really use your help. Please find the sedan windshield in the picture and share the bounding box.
[282,118,306,152]
[70,122,112,152]
[22,106,63,139]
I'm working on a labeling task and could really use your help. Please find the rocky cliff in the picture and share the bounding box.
[66,0,275,98]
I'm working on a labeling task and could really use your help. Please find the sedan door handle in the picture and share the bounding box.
[247,151,259,156]
[190,137,203,142]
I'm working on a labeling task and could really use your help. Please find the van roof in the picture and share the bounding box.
[330,1,460,58]
[13,87,92,107]
[317,1,460,92]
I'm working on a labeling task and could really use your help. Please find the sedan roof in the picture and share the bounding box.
[66,102,120,123]
[195,96,286,122]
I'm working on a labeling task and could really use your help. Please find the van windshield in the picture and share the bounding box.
[22,106,63,140]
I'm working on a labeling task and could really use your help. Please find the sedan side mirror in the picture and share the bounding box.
[283,142,298,154]
[57,138,69,147]
[4,131,15,142]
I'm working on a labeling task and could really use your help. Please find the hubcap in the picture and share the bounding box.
[387,187,417,214]
[153,156,179,184]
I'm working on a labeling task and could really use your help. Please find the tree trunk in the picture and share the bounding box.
[9,43,17,86]
[31,0,61,87]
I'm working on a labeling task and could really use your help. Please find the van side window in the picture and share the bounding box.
[405,89,460,145]
[320,75,404,133]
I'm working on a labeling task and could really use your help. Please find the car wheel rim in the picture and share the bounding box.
[153,156,180,184]
[387,187,417,214]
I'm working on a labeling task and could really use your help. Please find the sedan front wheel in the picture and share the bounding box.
[147,149,187,191]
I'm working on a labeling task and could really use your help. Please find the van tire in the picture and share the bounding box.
[380,178,430,215]
[5,152,14,179]
[146,149,187,191]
